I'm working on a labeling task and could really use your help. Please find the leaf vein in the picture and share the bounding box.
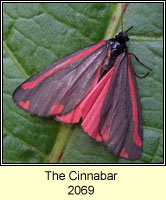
[40,4,93,43]
[3,41,29,78]
[66,3,101,23]
[3,127,47,158]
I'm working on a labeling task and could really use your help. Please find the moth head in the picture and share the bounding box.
[115,32,129,41]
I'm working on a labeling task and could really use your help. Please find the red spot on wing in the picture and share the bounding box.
[128,58,142,147]
[22,41,105,90]
[19,100,30,110]
[120,147,129,159]
[50,105,64,115]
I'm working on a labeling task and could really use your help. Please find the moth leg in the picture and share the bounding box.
[134,71,149,79]
[129,52,152,71]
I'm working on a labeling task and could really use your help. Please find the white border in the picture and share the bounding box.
[1,1,165,166]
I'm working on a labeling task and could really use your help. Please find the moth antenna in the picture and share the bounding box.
[125,26,133,33]
[130,28,158,36]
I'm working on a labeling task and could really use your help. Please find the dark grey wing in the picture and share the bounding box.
[100,53,143,160]
[13,41,108,118]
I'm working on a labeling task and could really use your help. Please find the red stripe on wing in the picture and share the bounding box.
[128,57,142,147]
[22,41,105,90]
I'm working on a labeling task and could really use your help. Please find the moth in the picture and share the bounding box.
[13,26,152,160]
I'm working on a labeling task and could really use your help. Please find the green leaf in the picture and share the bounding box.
[3,3,163,163]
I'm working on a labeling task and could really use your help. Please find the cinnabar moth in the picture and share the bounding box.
[13,26,152,160]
